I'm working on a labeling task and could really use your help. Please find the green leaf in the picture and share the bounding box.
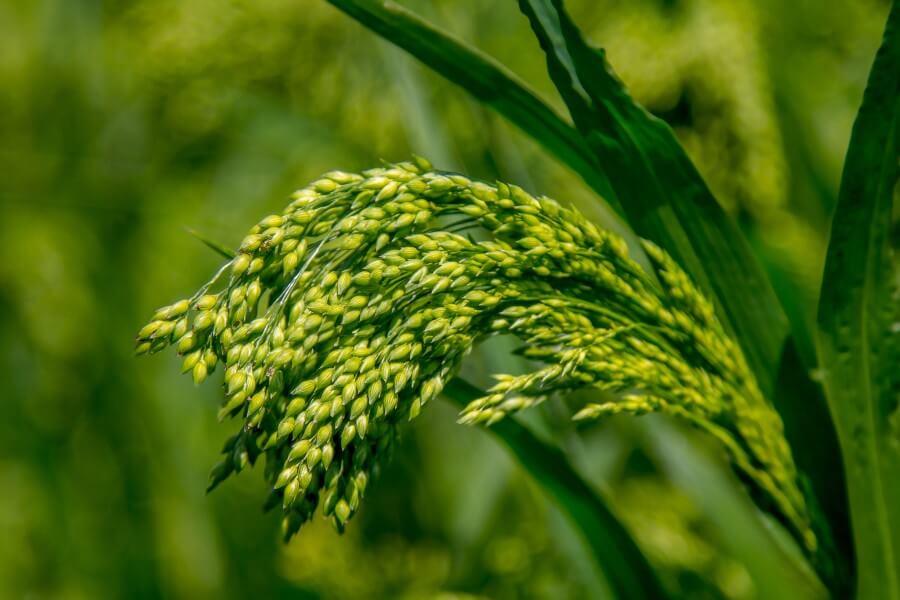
[815,3,900,598]
[325,0,848,584]
[516,0,850,583]
[517,0,780,399]
[324,0,620,213]
[443,378,668,600]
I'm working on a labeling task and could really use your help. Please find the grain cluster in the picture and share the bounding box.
[137,158,813,550]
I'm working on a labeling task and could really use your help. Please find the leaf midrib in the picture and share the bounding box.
[857,97,900,599]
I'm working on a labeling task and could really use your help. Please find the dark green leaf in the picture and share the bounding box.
[517,0,850,583]
[325,0,848,584]
[324,0,621,213]
[816,2,900,597]
[517,0,780,397]
[443,378,668,600]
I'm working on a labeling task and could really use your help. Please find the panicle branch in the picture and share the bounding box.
[137,158,814,550]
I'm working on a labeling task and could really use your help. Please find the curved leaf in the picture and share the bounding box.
[815,2,900,598]
[516,0,850,584]
[325,0,621,214]
[443,378,668,600]
[517,0,781,393]
[322,0,849,587]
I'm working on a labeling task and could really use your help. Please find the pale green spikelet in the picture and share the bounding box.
[136,159,814,552]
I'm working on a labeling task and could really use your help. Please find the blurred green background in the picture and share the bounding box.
[0,0,889,598]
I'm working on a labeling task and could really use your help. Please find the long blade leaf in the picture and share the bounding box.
[517,0,778,399]
[443,378,668,600]
[815,2,900,597]
[323,0,848,585]
[516,0,850,583]
[325,0,621,214]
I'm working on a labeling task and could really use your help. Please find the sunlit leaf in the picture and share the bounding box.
[324,0,621,213]
[816,2,900,597]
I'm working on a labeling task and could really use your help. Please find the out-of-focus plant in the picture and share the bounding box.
[137,0,899,599]
[612,475,753,600]
[277,484,591,599]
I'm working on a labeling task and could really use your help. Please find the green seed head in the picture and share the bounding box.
[137,159,813,551]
